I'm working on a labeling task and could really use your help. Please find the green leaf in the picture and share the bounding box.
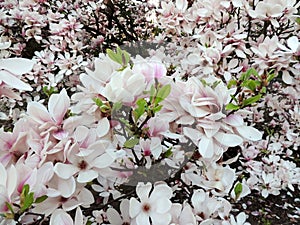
[261,86,266,94]
[164,148,173,158]
[211,80,221,89]
[106,48,122,65]
[296,18,300,25]
[234,182,243,199]
[93,98,103,107]
[227,79,237,89]
[21,192,34,212]
[241,80,261,92]
[225,103,240,111]
[149,84,156,103]
[86,221,93,225]
[134,99,147,121]
[242,94,261,106]
[155,84,171,104]
[34,195,48,204]
[5,202,14,215]
[22,184,30,197]
[267,73,276,82]
[124,137,139,148]
[152,105,163,113]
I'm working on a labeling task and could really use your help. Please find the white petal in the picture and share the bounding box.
[96,117,110,137]
[198,136,214,158]
[92,152,115,168]
[7,165,17,198]
[155,198,172,214]
[0,70,32,91]
[150,212,171,225]
[48,89,70,124]
[107,208,123,225]
[27,102,51,124]
[0,58,35,75]
[129,197,141,218]
[50,209,73,225]
[176,0,188,11]
[236,126,262,141]
[224,114,244,126]
[214,132,243,146]
[150,183,172,200]
[74,207,83,225]
[0,163,7,187]
[58,177,76,198]
[54,163,78,179]
[136,182,152,202]
[287,36,299,52]
[77,170,98,183]
[282,71,293,84]
[136,212,150,225]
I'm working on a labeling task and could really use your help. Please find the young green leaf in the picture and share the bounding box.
[155,84,171,104]
[227,79,237,89]
[225,103,240,111]
[242,94,261,106]
[21,192,34,212]
[5,202,14,215]
[34,195,48,204]
[93,98,103,107]
[149,84,156,103]
[124,137,139,148]
[112,102,122,112]
[106,48,122,65]
[234,182,243,200]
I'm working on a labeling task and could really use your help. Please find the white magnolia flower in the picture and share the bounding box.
[129,182,173,225]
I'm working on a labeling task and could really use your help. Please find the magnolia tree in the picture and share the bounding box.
[0,0,300,225]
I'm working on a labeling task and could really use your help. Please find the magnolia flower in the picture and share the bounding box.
[103,67,146,105]
[0,58,34,100]
[129,182,173,225]
[170,203,196,225]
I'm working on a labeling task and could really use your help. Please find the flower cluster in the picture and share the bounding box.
[0,0,299,224]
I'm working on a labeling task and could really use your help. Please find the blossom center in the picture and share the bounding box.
[78,160,87,170]
[142,203,151,213]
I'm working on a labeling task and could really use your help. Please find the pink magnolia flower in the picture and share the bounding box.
[27,88,71,139]
[129,182,173,225]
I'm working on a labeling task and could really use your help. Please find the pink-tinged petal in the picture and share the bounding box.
[224,114,244,127]
[96,117,110,137]
[235,126,262,141]
[58,177,76,198]
[0,87,22,100]
[0,58,35,75]
[150,137,162,159]
[48,89,70,124]
[150,184,172,201]
[155,198,172,214]
[32,197,60,216]
[27,102,52,124]
[50,209,73,225]
[107,208,123,225]
[54,163,78,179]
[74,207,83,225]
[214,132,243,147]
[136,212,150,225]
[129,197,141,218]
[0,70,32,91]
[77,170,98,183]
[198,136,214,158]
[92,152,115,169]
[136,182,152,202]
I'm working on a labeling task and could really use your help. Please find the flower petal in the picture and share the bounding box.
[129,197,141,218]
[0,70,33,91]
[106,208,123,225]
[54,163,78,180]
[0,58,35,75]
[236,125,262,141]
[50,209,73,225]
[48,89,70,124]
[77,170,98,183]
[214,132,243,146]
[96,117,110,138]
